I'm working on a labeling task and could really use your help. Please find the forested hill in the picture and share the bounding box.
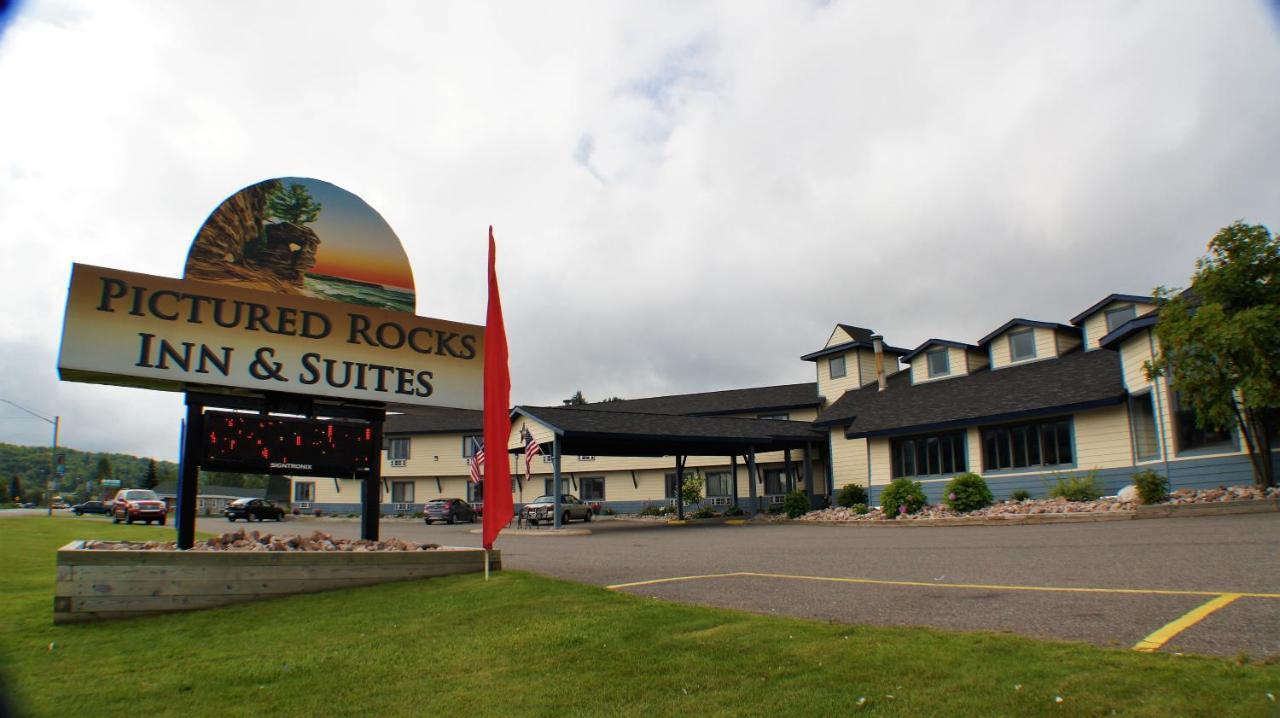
[1,442,271,501]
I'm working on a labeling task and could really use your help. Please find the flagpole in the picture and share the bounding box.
[484,549,490,581]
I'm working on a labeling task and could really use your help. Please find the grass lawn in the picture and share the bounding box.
[1,517,1277,717]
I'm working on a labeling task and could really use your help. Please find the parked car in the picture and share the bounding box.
[521,494,593,525]
[111,489,168,525]
[71,500,111,516]
[423,498,476,525]
[224,498,285,522]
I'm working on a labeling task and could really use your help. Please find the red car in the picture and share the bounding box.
[111,489,168,526]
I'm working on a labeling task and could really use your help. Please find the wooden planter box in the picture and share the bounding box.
[54,541,500,624]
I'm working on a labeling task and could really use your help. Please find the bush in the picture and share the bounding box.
[851,503,869,515]
[638,504,663,517]
[783,489,810,518]
[879,478,926,517]
[722,505,745,517]
[1132,470,1169,504]
[691,507,718,519]
[603,507,616,516]
[1009,489,1032,502]
[835,484,869,508]
[943,473,993,513]
[1048,472,1103,502]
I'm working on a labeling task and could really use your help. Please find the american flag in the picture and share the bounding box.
[468,436,485,485]
[522,426,542,478]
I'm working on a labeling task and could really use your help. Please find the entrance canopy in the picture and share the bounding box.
[509,405,825,457]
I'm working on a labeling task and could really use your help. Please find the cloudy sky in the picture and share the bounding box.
[0,1,1277,461]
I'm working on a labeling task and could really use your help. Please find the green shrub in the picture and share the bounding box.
[851,503,869,515]
[1048,472,1103,502]
[638,504,663,517]
[722,505,745,517]
[691,507,718,519]
[1009,489,1032,502]
[1132,470,1169,504]
[879,478,926,517]
[783,489,810,518]
[603,507,617,516]
[835,484,869,508]
[943,473,993,513]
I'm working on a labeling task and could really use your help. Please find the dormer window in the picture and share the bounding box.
[1009,328,1036,361]
[1104,304,1136,333]
[829,355,846,379]
[926,348,950,378]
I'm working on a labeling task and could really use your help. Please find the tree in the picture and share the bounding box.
[267,182,323,225]
[563,390,587,406]
[95,456,112,484]
[1146,221,1280,488]
[9,475,21,503]
[143,459,158,490]
[679,473,703,507]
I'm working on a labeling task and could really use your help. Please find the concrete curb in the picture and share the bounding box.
[794,499,1279,528]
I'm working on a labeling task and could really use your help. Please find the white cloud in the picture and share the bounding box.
[0,0,1277,459]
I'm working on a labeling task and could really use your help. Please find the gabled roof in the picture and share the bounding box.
[1099,313,1159,350]
[512,405,825,457]
[900,339,982,363]
[837,324,876,344]
[1069,293,1154,326]
[153,482,265,499]
[385,406,484,435]
[570,382,821,417]
[977,318,1077,346]
[813,348,1126,437]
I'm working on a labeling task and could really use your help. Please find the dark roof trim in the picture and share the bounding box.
[977,318,1077,346]
[511,407,567,436]
[1069,293,1154,326]
[843,395,1127,439]
[801,340,910,362]
[1099,314,1159,350]
[900,339,982,363]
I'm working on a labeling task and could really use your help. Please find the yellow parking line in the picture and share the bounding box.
[606,570,1280,599]
[1133,594,1243,652]
[607,572,746,590]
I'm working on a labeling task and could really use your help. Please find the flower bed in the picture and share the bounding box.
[798,485,1279,523]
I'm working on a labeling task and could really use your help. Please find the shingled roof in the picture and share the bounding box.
[814,348,1126,437]
[385,406,484,435]
[571,382,821,417]
[514,405,825,457]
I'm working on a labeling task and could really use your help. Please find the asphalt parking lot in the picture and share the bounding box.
[58,510,1280,657]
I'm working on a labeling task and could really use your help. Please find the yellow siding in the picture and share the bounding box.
[817,348,865,403]
[1056,332,1082,355]
[966,426,983,473]
[867,438,892,488]
[909,346,970,384]
[508,416,555,451]
[965,349,989,373]
[385,433,476,478]
[1119,330,1155,392]
[829,432,868,487]
[1083,301,1156,350]
[1073,405,1134,470]
[989,326,1060,369]
[824,326,853,348]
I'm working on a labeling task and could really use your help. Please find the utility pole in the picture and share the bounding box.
[1,399,60,514]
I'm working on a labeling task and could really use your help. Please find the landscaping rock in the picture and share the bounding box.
[83,530,444,552]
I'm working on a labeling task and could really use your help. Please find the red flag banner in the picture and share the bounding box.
[481,227,513,549]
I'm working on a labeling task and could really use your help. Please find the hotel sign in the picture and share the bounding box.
[57,177,483,410]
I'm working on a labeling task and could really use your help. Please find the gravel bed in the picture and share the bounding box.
[81,529,448,552]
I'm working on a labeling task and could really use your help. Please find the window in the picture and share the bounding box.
[664,473,679,499]
[544,478,556,496]
[981,418,1073,471]
[470,481,484,503]
[829,355,846,379]
[462,435,483,457]
[757,413,789,421]
[1171,391,1232,452]
[1130,393,1160,460]
[705,471,731,497]
[1008,329,1037,361]
[293,481,315,502]
[581,477,605,501]
[387,438,410,461]
[1104,304,1137,333]
[926,348,950,378]
[891,431,967,478]
[391,481,415,503]
[763,469,785,495]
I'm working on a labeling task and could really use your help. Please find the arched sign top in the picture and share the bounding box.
[184,177,416,314]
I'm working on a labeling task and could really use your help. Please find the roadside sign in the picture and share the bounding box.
[101,479,121,487]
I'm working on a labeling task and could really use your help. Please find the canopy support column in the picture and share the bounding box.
[176,397,203,550]
[784,449,793,493]
[803,441,816,509]
[746,449,758,516]
[730,454,740,509]
[675,455,686,520]
[552,437,563,529]
[360,412,384,542]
